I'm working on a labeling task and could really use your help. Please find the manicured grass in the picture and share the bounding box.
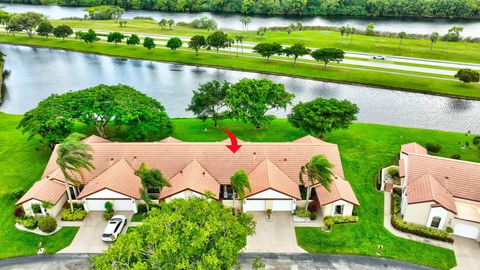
[0,113,79,258]
[54,19,480,63]
[2,35,480,99]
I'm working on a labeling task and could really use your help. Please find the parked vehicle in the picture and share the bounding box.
[373,55,386,60]
[102,215,127,242]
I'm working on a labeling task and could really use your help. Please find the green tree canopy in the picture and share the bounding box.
[0,10,11,25]
[311,48,345,69]
[77,29,99,44]
[135,163,171,192]
[36,20,54,38]
[186,80,230,127]
[299,155,334,209]
[288,98,359,138]
[225,78,294,128]
[167,19,175,29]
[6,12,44,38]
[166,37,183,50]
[206,31,228,54]
[455,69,480,83]
[53,25,73,40]
[143,37,156,50]
[429,32,439,50]
[283,43,311,64]
[398,31,407,47]
[107,32,125,46]
[126,34,140,46]
[91,198,255,269]
[188,35,206,55]
[158,18,167,29]
[252,42,282,61]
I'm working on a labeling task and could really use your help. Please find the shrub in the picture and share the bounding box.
[426,142,442,153]
[473,135,480,145]
[72,202,84,210]
[20,217,38,229]
[103,209,114,221]
[309,212,317,221]
[104,201,113,211]
[61,208,87,221]
[31,204,42,214]
[387,167,399,178]
[446,226,454,233]
[295,209,311,218]
[450,154,461,159]
[38,216,57,233]
[150,203,161,210]
[11,188,25,200]
[324,215,359,229]
[307,201,318,213]
[137,204,148,213]
[12,207,25,219]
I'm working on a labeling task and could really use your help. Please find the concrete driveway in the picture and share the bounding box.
[245,212,305,253]
[452,236,480,270]
[59,212,132,253]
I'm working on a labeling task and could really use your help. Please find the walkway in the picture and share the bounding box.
[383,193,453,250]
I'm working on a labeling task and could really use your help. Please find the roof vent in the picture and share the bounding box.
[202,172,206,175]
[253,152,256,155]
[445,176,449,179]
[284,158,287,161]
[133,156,137,159]
[110,158,114,161]
[180,170,183,174]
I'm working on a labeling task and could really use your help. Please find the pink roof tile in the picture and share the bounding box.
[159,136,182,143]
[315,177,359,206]
[401,142,428,155]
[220,138,245,143]
[16,178,66,205]
[292,135,329,144]
[159,159,220,199]
[81,135,111,143]
[406,174,457,213]
[77,159,142,199]
[246,158,301,199]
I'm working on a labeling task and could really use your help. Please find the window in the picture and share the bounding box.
[334,205,344,215]
[222,185,234,199]
[430,216,441,228]
[147,187,160,194]
[69,186,77,199]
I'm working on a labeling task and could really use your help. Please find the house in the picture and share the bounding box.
[17,135,359,218]
[399,142,480,241]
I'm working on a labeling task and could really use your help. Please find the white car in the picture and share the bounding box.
[102,215,127,242]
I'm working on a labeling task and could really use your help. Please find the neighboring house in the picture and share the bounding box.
[399,142,480,241]
[17,135,359,218]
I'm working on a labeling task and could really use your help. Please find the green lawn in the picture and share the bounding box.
[0,113,79,258]
[2,35,480,99]
[54,19,480,63]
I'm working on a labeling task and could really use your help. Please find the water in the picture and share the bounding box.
[1,44,479,133]
[3,3,480,37]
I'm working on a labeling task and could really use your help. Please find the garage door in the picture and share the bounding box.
[454,224,480,239]
[85,199,135,212]
[272,200,294,211]
[244,200,265,211]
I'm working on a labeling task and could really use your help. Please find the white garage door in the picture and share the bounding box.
[244,200,265,211]
[272,200,294,211]
[86,199,135,212]
[454,223,480,239]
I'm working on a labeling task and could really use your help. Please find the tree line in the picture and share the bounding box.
[5,0,480,18]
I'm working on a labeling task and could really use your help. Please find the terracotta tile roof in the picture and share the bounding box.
[16,178,66,205]
[41,135,345,187]
[246,158,301,199]
[159,136,182,143]
[81,135,111,143]
[292,135,328,144]
[220,138,245,143]
[399,159,405,177]
[405,153,480,203]
[77,159,142,199]
[401,142,427,155]
[159,159,220,199]
[406,174,457,213]
[315,177,360,206]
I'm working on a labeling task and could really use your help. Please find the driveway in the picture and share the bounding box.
[59,212,132,253]
[452,236,480,270]
[245,212,305,253]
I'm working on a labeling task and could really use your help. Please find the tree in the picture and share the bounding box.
[455,69,480,83]
[107,32,125,46]
[283,43,311,64]
[311,48,345,69]
[288,98,359,138]
[77,29,99,44]
[256,26,267,38]
[53,25,73,40]
[398,31,407,48]
[91,198,255,269]
[365,22,375,36]
[186,80,230,127]
[240,16,251,31]
[296,21,303,38]
[143,37,156,50]
[126,34,140,46]
[167,19,175,29]
[188,35,206,55]
[36,20,53,38]
[230,170,251,214]
[225,78,294,128]
[6,12,44,38]
[56,133,95,212]
[429,32,439,50]
[299,155,334,210]
[235,35,244,56]
[166,37,182,51]
[287,25,293,41]
[252,42,282,62]
[158,18,167,29]
[207,31,228,55]
[445,26,463,42]
[118,20,127,28]
[135,163,171,200]
[0,10,11,25]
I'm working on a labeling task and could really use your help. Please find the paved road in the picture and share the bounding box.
[0,253,435,270]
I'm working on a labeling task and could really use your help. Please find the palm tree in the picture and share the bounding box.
[299,155,334,210]
[398,31,407,48]
[235,35,244,57]
[56,133,95,212]
[231,169,251,214]
[135,163,171,208]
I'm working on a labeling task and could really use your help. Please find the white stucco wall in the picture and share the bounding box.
[321,200,354,217]
[426,207,448,229]
[85,189,130,199]
[165,190,204,202]
[247,189,292,199]
[403,202,433,225]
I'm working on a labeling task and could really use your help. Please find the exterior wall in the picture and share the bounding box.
[295,200,310,209]
[321,200,354,217]
[22,199,42,216]
[165,190,203,202]
[449,218,480,241]
[426,207,448,229]
[46,193,67,217]
[403,202,433,226]
[85,189,130,199]
[247,189,292,199]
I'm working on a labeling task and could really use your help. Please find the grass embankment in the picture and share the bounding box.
[1,34,480,99]
[0,113,78,258]
[54,19,480,64]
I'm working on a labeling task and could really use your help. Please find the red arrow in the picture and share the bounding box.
[222,129,242,153]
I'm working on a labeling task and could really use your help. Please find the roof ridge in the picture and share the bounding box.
[410,152,480,166]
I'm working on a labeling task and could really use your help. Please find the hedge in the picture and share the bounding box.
[324,215,359,229]
[61,208,87,221]
[391,194,453,243]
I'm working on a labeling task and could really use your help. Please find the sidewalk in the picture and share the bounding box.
[383,192,453,250]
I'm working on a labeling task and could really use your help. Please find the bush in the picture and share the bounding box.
[31,204,42,214]
[72,202,84,210]
[446,226,454,233]
[473,136,480,145]
[387,167,399,178]
[104,201,113,211]
[103,209,114,221]
[450,154,461,159]
[309,212,317,221]
[11,188,25,200]
[12,207,25,219]
[324,215,359,229]
[37,216,57,233]
[426,142,442,153]
[20,217,38,230]
[61,208,87,221]
[137,204,148,213]
[307,201,318,213]
[295,209,311,218]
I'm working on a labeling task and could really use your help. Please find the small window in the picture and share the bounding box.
[147,187,160,194]
[430,216,441,228]
[69,186,77,199]
[334,205,344,215]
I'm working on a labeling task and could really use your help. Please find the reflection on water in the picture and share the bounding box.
[0,69,10,107]
[0,44,479,133]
